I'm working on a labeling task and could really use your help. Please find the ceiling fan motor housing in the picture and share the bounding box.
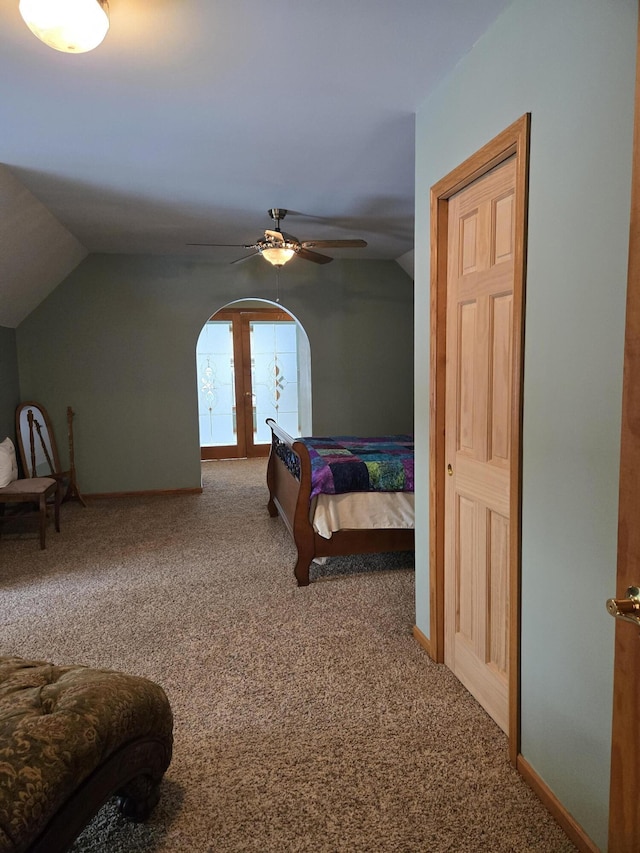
[268,208,287,225]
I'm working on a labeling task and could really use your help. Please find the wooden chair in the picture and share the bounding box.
[15,402,86,506]
[0,477,61,549]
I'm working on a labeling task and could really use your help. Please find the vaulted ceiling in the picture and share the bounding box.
[0,0,511,326]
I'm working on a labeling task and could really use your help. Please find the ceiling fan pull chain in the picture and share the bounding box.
[275,267,281,303]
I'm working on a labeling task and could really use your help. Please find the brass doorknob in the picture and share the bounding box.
[447,464,453,476]
[607,586,640,630]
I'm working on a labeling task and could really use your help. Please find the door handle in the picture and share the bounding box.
[447,464,453,477]
[606,586,640,630]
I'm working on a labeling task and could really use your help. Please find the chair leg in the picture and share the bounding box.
[54,483,61,533]
[39,493,47,549]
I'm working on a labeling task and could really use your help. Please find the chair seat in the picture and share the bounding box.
[0,477,57,497]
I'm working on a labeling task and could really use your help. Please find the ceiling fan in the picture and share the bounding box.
[187,209,367,267]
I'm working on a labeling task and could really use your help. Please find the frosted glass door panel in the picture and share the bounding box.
[196,321,237,446]
[250,321,299,444]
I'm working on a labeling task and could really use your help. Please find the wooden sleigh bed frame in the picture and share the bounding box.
[266,418,415,586]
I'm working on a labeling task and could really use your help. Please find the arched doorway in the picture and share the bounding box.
[195,299,312,459]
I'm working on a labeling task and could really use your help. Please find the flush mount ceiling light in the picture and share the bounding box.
[19,0,110,54]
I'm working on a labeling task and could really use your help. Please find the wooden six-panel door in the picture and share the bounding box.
[444,156,516,734]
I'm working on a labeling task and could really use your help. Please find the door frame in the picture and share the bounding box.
[608,4,640,848]
[429,114,530,764]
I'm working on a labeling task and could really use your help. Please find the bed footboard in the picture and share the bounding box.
[266,419,415,586]
[266,419,315,585]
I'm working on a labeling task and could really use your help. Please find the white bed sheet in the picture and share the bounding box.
[311,492,415,540]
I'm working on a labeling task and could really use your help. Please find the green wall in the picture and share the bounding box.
[16,254,413,494]
[0,325,19,444]
[414,0,636,848]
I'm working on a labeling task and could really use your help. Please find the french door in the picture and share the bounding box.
[197,308,300,459]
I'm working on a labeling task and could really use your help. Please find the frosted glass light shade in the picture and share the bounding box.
[261,246,295,267]
[19,0,110,53]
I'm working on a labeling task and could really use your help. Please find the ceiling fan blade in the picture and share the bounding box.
[186,242,251,247]
[295,247,333,264]
[300,239,368,249]
[231,252,260,265]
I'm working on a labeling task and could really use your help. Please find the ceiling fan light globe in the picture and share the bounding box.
[19,0,109,53]
[261,246,295,267]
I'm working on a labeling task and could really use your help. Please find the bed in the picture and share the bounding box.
[266,418,415,586]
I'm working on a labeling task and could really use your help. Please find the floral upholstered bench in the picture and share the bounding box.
[0,656,173,853]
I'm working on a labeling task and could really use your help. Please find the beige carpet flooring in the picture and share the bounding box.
[1,459,576,852]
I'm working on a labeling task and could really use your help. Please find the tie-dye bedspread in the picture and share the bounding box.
[301,435,414,498]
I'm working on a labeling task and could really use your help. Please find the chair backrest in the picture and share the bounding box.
[15,402,61,478]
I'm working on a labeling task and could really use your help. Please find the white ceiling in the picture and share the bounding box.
[0,0,511,325]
